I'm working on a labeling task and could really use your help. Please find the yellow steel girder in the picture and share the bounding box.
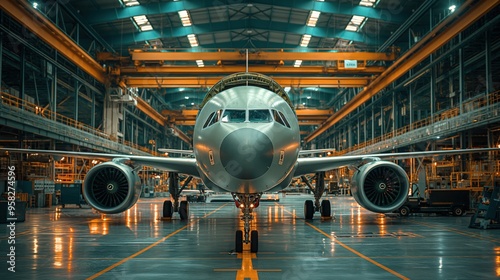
[124,76,370,88]
[304,0,500,143]
[118,65,386,75]
[162,109,333,126]
[129,50,398,62]
[0,0,107,84]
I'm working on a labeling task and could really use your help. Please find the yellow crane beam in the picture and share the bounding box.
[304,0,500,143]
[129,50,398,62]
[118,65,385,75]
[162,109,333,126]
[124,76,370,88]
[0,0,107,84]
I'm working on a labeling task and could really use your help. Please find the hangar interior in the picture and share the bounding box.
[1,0,500,278]
[1,0,499,193]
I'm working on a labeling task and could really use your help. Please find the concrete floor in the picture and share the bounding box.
[1,194,500,279]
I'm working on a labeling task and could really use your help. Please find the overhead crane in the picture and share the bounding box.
[304,0,500,143]
[1,0,402,146]
[161,109,333,127]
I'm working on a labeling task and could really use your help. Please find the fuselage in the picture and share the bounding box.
[193,85,300,193]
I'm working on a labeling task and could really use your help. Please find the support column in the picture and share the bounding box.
[458,33,464,112]
[485,29,493,94]
[20,46,25,105]
[91,91,96,128]
[103,91,123,140]
[74,81,79,122]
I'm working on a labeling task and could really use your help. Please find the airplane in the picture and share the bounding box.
[2,72,499,253]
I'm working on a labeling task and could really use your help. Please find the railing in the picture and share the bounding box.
[337,90,500,156]
[0,91,160,156]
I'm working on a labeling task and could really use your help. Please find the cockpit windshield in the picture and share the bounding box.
[249,109,272,123]
[221,109,246,123]
[203,108,287,127]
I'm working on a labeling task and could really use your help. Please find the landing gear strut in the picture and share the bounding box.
[162,172,192,220]
[301,172,331,220]
[232,192,261,253]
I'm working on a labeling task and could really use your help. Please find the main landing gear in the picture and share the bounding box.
[232,192,261,253]
[163,172,192,220]
[301,172,332,220]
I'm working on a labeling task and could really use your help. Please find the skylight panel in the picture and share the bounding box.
[121,0,140,7]
[359,0,377,7]
[300,34,311,47]
[132,15,153,31]
[178,10,193,26]
[345,15,366,32]
[196,60,205,67]
[187,34,199,47]
[307,10,321,27]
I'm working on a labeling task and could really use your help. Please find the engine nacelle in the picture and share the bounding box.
[82,161,142,214]
[351,161,409,213]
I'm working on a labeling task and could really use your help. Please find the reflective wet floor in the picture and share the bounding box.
[1,194,500,279]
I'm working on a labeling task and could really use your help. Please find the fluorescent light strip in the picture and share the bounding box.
[121,0,140,7]
[132,15,153,31]
[345,15,366,32]
[359,0,377,7]
[307,10,321,27]
[300,34,311,47]
[187,34,199,47]
[178,10,192,26]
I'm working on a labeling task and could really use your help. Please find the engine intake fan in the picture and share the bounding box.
[83,161,141,214]
[351,161,409,213]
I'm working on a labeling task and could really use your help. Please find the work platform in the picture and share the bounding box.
[1,195,499,279]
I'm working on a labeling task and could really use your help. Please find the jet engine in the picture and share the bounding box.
[82,161,142,214]
[350,161,409,213]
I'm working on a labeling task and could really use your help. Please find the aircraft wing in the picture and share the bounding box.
[0,148,200,176]
[298,149,335,155]
[294,148,499,176]
[158,148,194,156]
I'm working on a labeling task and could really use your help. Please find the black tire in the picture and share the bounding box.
[250,230,258,253]
[320,200,331,218]
[235,230,243,253]
[179,201,189,220]
[452,206,464,216]
[163,200,173,218]
[399,206,410,217]
[304,200,314,220]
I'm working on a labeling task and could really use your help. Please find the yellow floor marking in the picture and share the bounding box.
[236,243,259,280]
[86,203,228,280]
[280,204,410,280]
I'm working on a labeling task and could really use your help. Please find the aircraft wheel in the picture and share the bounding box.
[163,200,173,218]
[320,200,331,218]
[304,200,314,220]
[399,206,410,217]
[250,230,258,253]
[179,201,189,220]
[235,230,243,253]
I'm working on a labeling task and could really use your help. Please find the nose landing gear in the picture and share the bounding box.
[233,193,261,253]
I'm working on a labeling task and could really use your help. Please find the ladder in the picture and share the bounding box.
[469,182,500,229]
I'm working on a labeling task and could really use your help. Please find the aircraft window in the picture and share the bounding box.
[272,110,291,128]
[249,109,272,123]
[203,110,222,128]
[203,112,215,128]
[221,109,246,123]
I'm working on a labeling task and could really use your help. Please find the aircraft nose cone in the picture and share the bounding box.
[220,128,274,180]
